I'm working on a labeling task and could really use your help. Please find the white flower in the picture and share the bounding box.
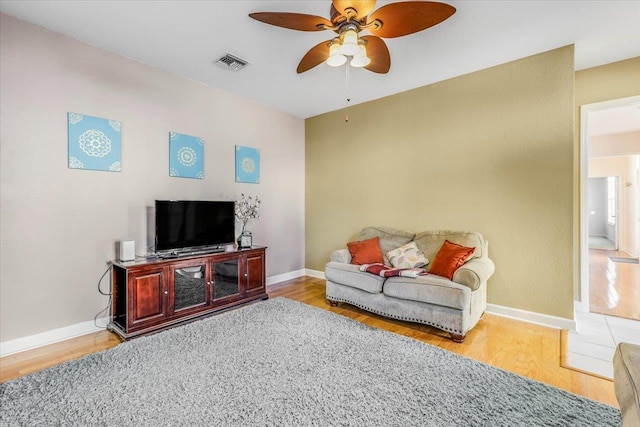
[235,194,261,227]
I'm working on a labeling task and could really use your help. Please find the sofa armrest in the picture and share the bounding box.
[452,258,495,291]
[614,342,640,427]
[330,248,352,264]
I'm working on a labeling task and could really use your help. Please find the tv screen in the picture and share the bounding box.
[155,200,235,252]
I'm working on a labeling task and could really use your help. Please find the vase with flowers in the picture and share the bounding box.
[235,194,260,248]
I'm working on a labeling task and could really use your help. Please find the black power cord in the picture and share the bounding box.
[94,263,113,328]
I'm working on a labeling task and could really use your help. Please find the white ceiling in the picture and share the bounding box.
[1,1,639,119]
[589,104,640,136]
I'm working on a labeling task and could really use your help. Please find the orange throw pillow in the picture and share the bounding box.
[429,240,475,280]
[347,237,384,265]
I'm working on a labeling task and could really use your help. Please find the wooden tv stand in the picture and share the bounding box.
[108,246,267,340]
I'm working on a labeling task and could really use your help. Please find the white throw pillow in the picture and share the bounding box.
[386,241,429,269]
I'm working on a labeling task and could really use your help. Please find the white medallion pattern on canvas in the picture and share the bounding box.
[109,161,122,172]
[196,171,204,180]
[241,157,256,174]
[170,168,179,177]
[170,132,178,141]
[177,146,197,167]
[79,129,112,158]
[197,138,205,146]
[108,120,121,132]
[68,113,83,125]
[69,157,84,169]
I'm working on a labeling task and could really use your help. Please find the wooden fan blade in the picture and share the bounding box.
[249,12,332,32]
[361,36,390,74]
[332,0,376,20]
[368,1,456,38]
[297,40,332,74]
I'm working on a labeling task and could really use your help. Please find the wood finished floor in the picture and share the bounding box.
[0,276,618,408]
[589,248,640,321]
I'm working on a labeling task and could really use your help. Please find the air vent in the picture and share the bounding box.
[216,53,249,72]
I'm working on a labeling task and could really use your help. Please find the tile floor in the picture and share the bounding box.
[566,309,640,379]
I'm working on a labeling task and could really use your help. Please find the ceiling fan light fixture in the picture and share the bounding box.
[339,28,359,56]
[350,43,370,68]
[249,0,457,75]
[327,41,347,67]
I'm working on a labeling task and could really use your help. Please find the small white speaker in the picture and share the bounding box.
[118,240,135,261]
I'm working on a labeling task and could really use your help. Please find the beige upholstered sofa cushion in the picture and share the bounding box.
[383,275,471,310]
[359,227,415,264]
[414,230,486,266]
[325,261,386,294]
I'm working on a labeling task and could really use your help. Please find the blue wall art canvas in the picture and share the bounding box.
[169,132,204,179]
[235,145,260,184]
[68,112,122,172]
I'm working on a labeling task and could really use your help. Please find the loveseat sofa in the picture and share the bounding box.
[325,227,495,342]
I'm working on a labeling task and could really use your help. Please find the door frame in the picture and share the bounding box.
[579,95,640,313]
[609,175,620,251]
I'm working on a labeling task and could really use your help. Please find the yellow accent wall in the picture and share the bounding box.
[575,57,640,107]
[306,46,575,319]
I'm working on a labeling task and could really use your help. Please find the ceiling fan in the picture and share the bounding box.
[249,0,456,74]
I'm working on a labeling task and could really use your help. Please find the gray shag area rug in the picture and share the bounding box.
[1,297,621,426]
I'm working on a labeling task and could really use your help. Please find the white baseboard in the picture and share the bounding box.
[486,303,576,331]
[1,318,108,358]
[304,269,325,279]
[3,270,573,357]
[266,269,307,286]
[573,300,587,313]
[2,269,318,358]
[273,269,575,331]
[266,269,325,286]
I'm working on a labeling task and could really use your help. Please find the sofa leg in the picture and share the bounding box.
[328,300,339,307]
[450,333,465,343]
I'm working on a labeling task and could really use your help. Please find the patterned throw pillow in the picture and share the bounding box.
[386,242,429,269]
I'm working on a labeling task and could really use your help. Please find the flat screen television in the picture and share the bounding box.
[155,200,235,253]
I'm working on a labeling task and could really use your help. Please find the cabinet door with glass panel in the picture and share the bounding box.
[210,254,244,304]
[167,259,211,316]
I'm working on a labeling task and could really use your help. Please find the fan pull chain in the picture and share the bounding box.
[345,64,351,123]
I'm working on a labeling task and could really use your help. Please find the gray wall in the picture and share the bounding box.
[588,177,607,237]
[0,14,305,342]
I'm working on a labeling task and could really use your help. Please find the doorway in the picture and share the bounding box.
[580,96,640,321]
[588,176,618,250]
